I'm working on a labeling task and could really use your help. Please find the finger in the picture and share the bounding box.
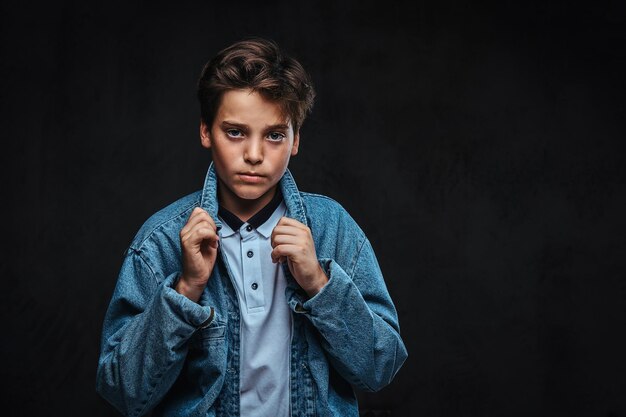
[182,227,218,246]
[200,235,220,252]
[276,216,308,229]
[270,234,302,249]
[182,227,219,249]
[271,225,305,242]
[181,219,218,242]
[181,208,206,236]
[186,209,216,232]
[181,209,217,236]
[271,251,287,264]
[271,254,287,264]
[194,229,220,251]
[275,218,311,238]
[189,206,207,220]
[203,211,217,231]
[271,244,304,263]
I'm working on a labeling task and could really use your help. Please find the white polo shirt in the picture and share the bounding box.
[217,191,292,417]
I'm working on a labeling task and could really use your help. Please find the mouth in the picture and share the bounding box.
[238,172,265,183]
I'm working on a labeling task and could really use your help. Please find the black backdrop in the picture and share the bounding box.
[2,1,625,416]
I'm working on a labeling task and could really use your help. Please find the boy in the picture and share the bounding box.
[96,38,407,417]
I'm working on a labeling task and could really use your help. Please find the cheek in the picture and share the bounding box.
[213,142,239,162]
[270,148,292,167]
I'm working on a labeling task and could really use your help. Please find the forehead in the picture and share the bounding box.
[214,89,291,127]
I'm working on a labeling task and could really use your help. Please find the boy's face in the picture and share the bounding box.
[201,89,299,213]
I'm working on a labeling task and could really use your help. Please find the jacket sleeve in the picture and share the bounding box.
[96,249,214,417]
[299,238,408,392]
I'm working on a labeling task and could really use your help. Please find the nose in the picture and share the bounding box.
[244,137,263,165]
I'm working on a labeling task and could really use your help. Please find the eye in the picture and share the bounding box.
[267,132,286,142]
[226,129,243,138]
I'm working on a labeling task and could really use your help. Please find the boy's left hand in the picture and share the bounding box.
[271,217,328,297]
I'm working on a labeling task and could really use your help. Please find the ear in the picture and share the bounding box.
[291,131,300,156]
[200,119,211,149]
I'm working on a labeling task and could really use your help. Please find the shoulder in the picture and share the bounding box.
[300,191,350,218]
[300,191,342,209]
[129,191,201,252]
[299,191,366,245]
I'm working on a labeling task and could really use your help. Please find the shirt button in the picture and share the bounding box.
[247,250,254,258]
[246,225,253,232]
[251,282,258,290]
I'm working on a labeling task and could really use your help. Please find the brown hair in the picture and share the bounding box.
[197,38,315,132]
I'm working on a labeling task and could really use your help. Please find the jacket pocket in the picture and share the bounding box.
[190,322,226,348]
[185,322,228,398]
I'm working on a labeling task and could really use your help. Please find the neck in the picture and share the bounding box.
[217,182,277,222]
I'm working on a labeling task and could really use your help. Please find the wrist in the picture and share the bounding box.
[304,266,329,298]
[175,275,205,303]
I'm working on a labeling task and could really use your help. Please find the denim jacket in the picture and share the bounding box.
[96,164,407,417]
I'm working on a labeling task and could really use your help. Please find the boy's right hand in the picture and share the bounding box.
[176,207,220,302]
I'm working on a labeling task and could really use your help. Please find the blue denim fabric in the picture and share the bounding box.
[96,164,408,417]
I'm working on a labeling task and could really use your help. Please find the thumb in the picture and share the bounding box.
[201,238,219,260]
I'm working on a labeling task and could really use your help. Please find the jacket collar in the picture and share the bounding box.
[199,162,308,231]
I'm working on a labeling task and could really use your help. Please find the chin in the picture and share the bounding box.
[234,185,272,201]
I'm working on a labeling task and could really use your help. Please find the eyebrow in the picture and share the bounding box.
[265,123,290,131]
[221,120,290,131]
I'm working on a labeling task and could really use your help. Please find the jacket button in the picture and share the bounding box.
[247,250,254,258]
[251,283,258,290]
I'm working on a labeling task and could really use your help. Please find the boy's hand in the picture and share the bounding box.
[271,217,328,297]
[177,207,220,302]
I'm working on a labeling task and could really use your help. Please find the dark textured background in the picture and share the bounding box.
[2,1,625,416]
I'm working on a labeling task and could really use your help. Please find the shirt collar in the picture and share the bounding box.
[256,201,286,238]
[217,187,284,238]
